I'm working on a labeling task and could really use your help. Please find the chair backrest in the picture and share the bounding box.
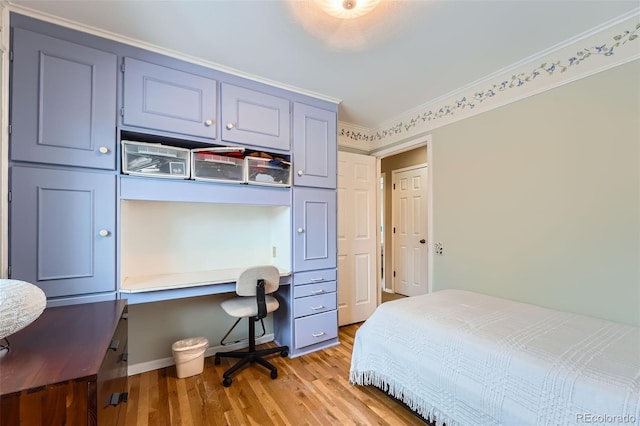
[236,265,280,297]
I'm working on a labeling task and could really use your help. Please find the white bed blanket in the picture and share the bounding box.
[349,289,640,426]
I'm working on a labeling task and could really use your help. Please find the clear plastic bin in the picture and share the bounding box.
[171,337,209,378]
[191,147,245,183]
[122,141,190,179]
[245,156,291,187]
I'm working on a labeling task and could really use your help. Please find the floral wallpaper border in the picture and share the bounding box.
[339,22,639,143]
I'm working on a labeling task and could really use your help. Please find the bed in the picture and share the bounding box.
[349,289,640,426]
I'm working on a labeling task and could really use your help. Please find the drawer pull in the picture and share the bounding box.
[312,332,326,338]
[311,306,325,310]
[310,289,325,294]
[109,392,128,407]
[309,278,325,282]
[109,339,120,351]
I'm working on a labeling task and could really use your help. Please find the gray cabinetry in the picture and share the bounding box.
[9,166,117,303]
[292,102,337,189]
[122,57,218,139]
[293,187,337,272]
[10,27,117,169]
[221,83,290,151]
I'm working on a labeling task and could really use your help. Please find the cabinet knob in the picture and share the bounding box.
[98,146,110,154]
[204,119,214,127]
[226,122,235,130]
[297,227,304,233]
[99,229,111,237]
[297,170,304,176]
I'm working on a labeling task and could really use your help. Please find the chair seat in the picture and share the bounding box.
[221,295,279,318]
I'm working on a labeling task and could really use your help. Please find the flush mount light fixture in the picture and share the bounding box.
[315,0,382,19]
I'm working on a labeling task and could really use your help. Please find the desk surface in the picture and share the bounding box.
[120,267,291,293]
[0,300,127,396]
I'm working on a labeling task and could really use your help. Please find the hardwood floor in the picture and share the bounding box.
[125,323,426,425]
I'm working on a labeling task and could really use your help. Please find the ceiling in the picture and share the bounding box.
[10,0,639,129]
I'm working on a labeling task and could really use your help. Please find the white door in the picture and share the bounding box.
[337,151,377,326]
[392,165,428,296]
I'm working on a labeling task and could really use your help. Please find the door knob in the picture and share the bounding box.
[298,227,304,233]
[99,230,111,237]
[204,119,214,127]
[226,122,235,130]
[98,146,110,154]
[419,239,426,244]
[297,170,304,176]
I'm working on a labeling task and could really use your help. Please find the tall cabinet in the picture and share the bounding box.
[285,102,339,356]
[8,25,118,306]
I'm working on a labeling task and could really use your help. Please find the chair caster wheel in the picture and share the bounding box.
[214,356,221,365]
[270,369,278,379]
[223,377,232,387]
[280,350,288,357]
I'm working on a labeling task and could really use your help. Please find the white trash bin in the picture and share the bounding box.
[171,337,209,379]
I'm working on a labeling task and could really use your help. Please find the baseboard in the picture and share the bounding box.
[127,333,275,376]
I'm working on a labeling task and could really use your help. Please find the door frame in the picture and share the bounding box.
[372,134,433,294]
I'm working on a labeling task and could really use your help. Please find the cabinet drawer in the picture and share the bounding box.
[295,310,338,349]
[294,293,336,318]
[293,269,337,286]
[293,281,336,299]
[97,309,128,426]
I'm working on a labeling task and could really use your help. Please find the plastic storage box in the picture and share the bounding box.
[191,147,245,183]
[245,156,291,187]
[122,141,190,179]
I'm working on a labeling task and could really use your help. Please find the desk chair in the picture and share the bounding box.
[214,265,289,387]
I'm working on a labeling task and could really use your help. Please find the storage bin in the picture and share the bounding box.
[122,141,190,179]
[191,147,245,183]
[245,155,291,187]
[171,336,209,379]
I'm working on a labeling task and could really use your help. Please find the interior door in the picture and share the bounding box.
[337,152,377,325]
[392,165,428,296]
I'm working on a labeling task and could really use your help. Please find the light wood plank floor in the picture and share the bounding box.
[125,323,426,425]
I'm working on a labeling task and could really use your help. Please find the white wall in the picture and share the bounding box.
[430,59,639,325]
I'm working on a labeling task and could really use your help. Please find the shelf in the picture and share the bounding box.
[119,174,291,206]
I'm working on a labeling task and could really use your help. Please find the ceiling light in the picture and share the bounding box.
[315,0,381,19]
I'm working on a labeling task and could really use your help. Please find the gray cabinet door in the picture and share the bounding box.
[123,57,217,139]
[9,166,116,299]
[221,83,290,151]
[293,187,337,271]
[293,102,337,189]
[10,28,117,169]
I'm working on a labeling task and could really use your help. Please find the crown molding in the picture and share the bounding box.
[339,10,640,152]
[6,3,342,106]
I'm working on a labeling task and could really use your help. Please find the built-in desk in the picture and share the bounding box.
[120,267,292,304]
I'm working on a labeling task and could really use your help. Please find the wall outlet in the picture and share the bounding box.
[434,242,444,255]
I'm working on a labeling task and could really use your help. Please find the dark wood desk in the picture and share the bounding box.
[0,300,128,426]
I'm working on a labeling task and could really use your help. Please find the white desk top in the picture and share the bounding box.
[120,267,291,293]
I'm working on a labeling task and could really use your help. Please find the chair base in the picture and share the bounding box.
[214,315,288,387]
[214,344,289,387]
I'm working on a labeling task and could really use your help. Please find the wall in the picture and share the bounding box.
[430,59,640,325]
[380,146,427,292]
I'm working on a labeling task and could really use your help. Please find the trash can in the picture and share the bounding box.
[171,337,209,379]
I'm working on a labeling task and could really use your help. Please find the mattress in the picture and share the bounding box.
[349,289,640,426]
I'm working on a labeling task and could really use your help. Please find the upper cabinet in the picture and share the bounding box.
[221,83,290,151]
[292,102,337,189]
[10,28,117,170]
[122,57,218,140]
